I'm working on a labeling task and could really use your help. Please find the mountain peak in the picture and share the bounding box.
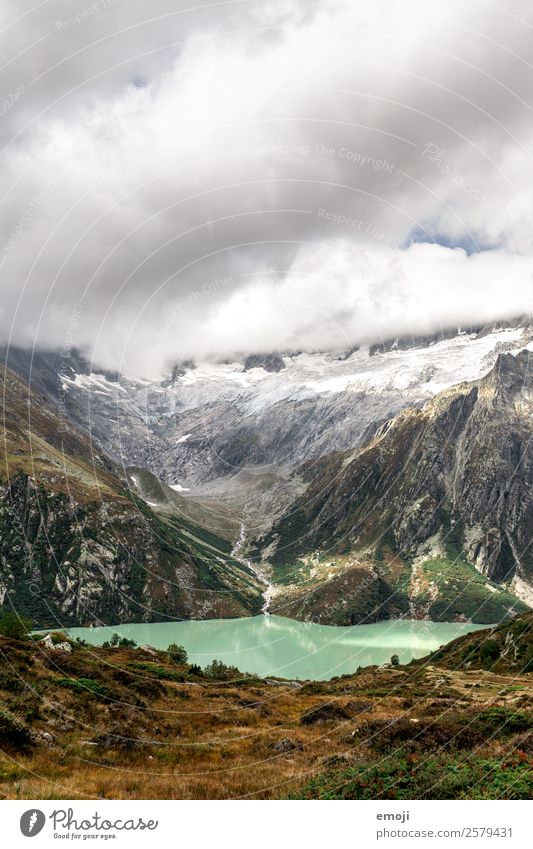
[243,352,286,372]
[486,349,533,393]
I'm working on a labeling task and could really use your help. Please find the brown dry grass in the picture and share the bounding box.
[0,634,532,800]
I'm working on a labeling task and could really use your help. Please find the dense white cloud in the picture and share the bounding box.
[1,0,533,375]
[171,242,533,361]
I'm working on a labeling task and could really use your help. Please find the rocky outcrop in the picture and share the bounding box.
[243,352,286,372]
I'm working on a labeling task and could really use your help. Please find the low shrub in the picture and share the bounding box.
[204,659,243,681]
[0,704,33,749]
[55,677,109,700]
[0,613,31,640]
[102,633,137,649]
[167,643,188,665]
[295,754,533,800]
[480,638,500,666]
[128,662,187,683]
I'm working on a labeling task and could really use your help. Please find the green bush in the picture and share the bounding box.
[102,633,137,649]
[471,707,532,736]
[352,707,532,756]
[128,662,186,683]
[167,643,188,664]
[480,639,500,666]
[56,677,109,699]
[390,654,400,666]
[204,659,242,681]
[49,631,70,645]
[0,613,31,640]
[521,647,533,673]
[295,754,533,800]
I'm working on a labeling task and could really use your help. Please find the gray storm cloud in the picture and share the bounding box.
[1,0,533,376]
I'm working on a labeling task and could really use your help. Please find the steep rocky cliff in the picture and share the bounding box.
[263,351,533,623]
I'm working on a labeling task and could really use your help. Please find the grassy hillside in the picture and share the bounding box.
[268,543,527,626]
[428,611,533,672]
[0,615,532,799]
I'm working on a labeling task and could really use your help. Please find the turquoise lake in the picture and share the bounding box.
[66,616,487,681]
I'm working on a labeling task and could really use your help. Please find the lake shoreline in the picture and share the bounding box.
[62,615,490,681]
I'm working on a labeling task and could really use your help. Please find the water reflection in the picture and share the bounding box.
[67,616,486,681]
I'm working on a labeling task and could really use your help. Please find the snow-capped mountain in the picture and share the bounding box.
[3,317,533,627]
[9,319,530,493]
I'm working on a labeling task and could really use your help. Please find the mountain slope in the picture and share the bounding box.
[0,367,263,627]
[429,611,533,673]
[2,321,533,628]
[263,351,533,624]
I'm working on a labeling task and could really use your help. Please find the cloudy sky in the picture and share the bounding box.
[1,0,533,376]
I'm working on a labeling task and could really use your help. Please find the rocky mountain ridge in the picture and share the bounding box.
[3,319,531,490]
[261,350,533,623]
